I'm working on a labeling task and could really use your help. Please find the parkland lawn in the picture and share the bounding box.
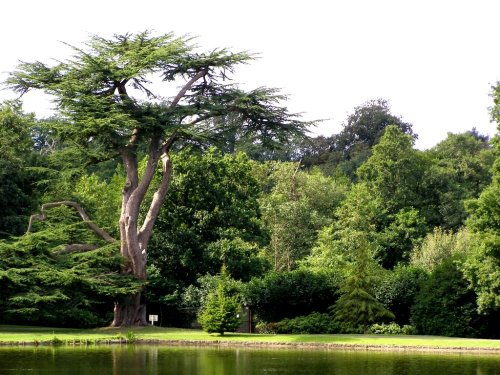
[0,325,499,353]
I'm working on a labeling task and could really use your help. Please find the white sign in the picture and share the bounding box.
[149,314,158,325]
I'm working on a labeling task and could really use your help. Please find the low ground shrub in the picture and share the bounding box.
[368,323,415,335]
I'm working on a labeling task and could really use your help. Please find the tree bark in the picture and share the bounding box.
[111,292,147,327]
[111,139,174,326]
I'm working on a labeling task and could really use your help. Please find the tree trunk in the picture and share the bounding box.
[110,72,199,327]
[110,145,173,327]
[111,292,148,326]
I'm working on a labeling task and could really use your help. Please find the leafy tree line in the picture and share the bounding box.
[1,31,500,336]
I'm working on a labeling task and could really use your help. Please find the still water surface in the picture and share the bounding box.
[0,345,499,375]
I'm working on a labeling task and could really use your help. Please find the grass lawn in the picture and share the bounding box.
[0,325,499,351]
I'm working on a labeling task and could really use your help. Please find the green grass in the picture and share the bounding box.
[0,325,499,350]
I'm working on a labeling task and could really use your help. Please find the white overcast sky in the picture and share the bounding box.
[1,0,500,149]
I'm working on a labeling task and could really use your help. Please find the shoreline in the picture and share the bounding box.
[2,338,500,354]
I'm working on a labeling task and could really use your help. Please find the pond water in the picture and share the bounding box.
[0,345,499,375]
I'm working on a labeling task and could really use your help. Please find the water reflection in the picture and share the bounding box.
[0,345,499,375]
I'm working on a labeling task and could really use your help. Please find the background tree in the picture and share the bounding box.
[146,149,268,319]
[460,82,500,313]
[357,125,425,214]
[301,183,382,274]
[410,227,473,272]
[357,125,429,268]
[424,131,494,230]
[7,32,308,326]
[0,102,42,238]
[259,163,349,271]
[330,99,414,179]
[280,99,415,178]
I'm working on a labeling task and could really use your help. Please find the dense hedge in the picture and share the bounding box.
[411,260,500,338]
[243,270,340,322]
[256,313,340,334]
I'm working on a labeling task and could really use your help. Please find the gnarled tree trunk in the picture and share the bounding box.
[110,71,204,327]
[110,142,173,327]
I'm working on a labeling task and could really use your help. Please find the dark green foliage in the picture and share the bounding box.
[243,270,340,322]
[462,91,500,311]
[466,175,500,234]
[425,132,494,230]
[0,208,141,327]
[0,102,42,237]
[375,265,428,325]
[355,125,431,268]
[205,238,269,281]
[377,208,428,269]
[331,99,414,179]
[291,135,335,170]
[285,99,415,179]
[332,279,394,330]
[0,238,139,327]
[146,149,268,318]
[270,312,340,334]
[197,269,241,335]
[148,149,267,287]
[410,260,499,338]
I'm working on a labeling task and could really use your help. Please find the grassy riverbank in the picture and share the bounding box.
[0,325,499,352]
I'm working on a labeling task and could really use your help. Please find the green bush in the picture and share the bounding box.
[257,313,341,334]
[255,321,279,334]
[243,270,340,322]
[368,323,415,335]
[410,259,499,338]
[375,265,428,325]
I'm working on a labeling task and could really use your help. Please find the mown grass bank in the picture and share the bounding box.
[0,325,499,353]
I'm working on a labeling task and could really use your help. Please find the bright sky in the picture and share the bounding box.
[1,0,500,149]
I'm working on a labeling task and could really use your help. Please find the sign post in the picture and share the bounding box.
[148,314,158,326]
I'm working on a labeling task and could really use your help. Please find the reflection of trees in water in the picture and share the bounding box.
[5,346,498,375]
[110,346,245,375]
[106,346,500,375]
[111,346,158,375]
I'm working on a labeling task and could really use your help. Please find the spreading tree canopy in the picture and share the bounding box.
[6,31,309,326]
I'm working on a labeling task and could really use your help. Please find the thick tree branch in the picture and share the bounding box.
[124,137,161,222]
[138,153,173,250]
[26,201,117,243]
[55,244,99,255]
[121,149,139,191]
[169,68,209,109]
